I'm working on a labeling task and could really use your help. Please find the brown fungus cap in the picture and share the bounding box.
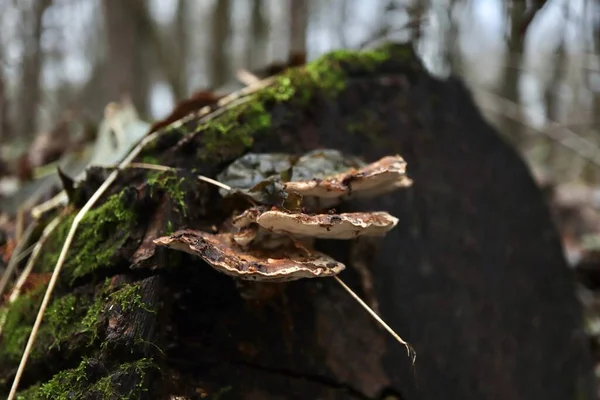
[153,230,345,282]
[232,207,399,240]
[283,155,412,200]
[256,210,399,239]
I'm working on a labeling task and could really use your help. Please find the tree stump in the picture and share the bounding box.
[0,43,594,400]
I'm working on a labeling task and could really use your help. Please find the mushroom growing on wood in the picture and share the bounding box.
[283,155,412,200]
[232,207,399,240]
[215,150,412,209]
[154,148,415,361]
[153,230,345,282]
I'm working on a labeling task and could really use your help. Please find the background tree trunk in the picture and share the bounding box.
[209,0,232,88]
[15,0,52,142]
[102,0,152,118]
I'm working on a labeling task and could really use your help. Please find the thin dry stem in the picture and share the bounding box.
[236,68,261,86]
[9,217,62,304]
[0,222,38,302]
[333,275,416,363]
[128,162,232,191]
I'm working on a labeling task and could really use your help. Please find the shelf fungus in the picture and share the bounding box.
[155,149,411,279]
[216,150,412,208]
[233,207,399,240]
[153,149,416,360]
[282,155,412,200]
[153,230,344,282]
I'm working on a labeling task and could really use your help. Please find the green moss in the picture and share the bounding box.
[37,192,137,284]
[194,44,399,161]
[44,293,79,347]
[24,356,156,400]
[140,155,159,165]
[0,286,46,364]
[0,281,109,366]
[285,45,392,99]
[5,280,160,398]
[40,287,105,351]
[15,383,41,400]
[147,170,188,217]
[108,283,155,314]
[196,101,269,161]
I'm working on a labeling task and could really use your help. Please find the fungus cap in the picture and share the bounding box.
[283,155,412,199]
[153,230,345,282]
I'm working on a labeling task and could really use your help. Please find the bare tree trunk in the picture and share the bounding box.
[440,0,461,76]
[289,0,308,55]
[208,0,232,88]
[245,0,269,70]
[588,6,600,183]
[172,0,189,99]
[336,0,349,48]
[499,0,547,146]
[0,50,10,142]
[406,0,427,43]
[16,0,52,141]
[102,0,152,118]
[543,39,567,179]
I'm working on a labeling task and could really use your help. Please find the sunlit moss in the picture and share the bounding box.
[36,192,137,284]
[195,44,407,161]
[147,170,188,217]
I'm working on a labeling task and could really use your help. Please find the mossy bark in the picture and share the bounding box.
[0,44,594,399]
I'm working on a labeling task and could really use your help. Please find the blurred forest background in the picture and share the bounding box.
[1,0,600,394]
[0,0,599,184]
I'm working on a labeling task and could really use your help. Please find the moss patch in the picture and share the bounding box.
[140,155,159,165]
[195,100,270,161]
[0,286,46,364]
[147,170,188,217]
[0,281,108,367]
[17,356,158,400]
[1,279,160,395]
[108,282,155,315]
[36,192,137,284]
[194,44,406,161]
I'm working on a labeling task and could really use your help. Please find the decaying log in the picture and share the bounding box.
[0,43,594,399]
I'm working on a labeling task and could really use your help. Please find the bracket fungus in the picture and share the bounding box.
[233,207,399,240]
[155,149,412,280]
[216,150,412,208]
[153,230,344,282]
[153,149,416,360]
[282,155,412,201]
